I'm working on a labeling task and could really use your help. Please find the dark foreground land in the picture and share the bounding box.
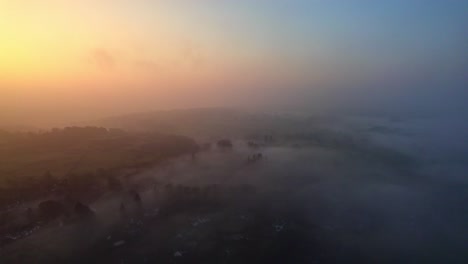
[1,125,467,263]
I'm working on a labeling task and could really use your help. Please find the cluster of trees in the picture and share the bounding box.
[0,126,124,141]
[0,127,127,151]
[0,169,114,209]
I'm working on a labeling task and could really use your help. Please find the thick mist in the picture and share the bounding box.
[1,1,467,263]
[1,112,467,263]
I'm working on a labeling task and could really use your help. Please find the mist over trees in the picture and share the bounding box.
[0,111,467,263]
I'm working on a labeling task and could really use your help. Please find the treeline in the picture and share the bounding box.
[0,126,125,146]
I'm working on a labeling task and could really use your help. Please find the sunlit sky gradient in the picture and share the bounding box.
[1,1,467,126]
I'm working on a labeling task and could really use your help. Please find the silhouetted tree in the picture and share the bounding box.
[41,171,57,193]
[107,176,122,192]
[74,202,95,218]
[217,139,233,149]
[38,200,68,222]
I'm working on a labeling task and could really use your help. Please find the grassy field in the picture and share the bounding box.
[0,127,198,206]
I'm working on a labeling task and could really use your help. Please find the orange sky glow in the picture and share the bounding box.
[1,1,466,126]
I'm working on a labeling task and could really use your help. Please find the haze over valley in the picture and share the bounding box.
[1,1,467,263]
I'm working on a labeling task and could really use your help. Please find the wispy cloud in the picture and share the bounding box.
[134,59,159,71]
[89,48,115,70]
[180,40,204,68]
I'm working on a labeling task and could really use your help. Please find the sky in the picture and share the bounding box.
[1,0,467,126]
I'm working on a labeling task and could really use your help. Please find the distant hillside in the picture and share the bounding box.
[96,108,306,139]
